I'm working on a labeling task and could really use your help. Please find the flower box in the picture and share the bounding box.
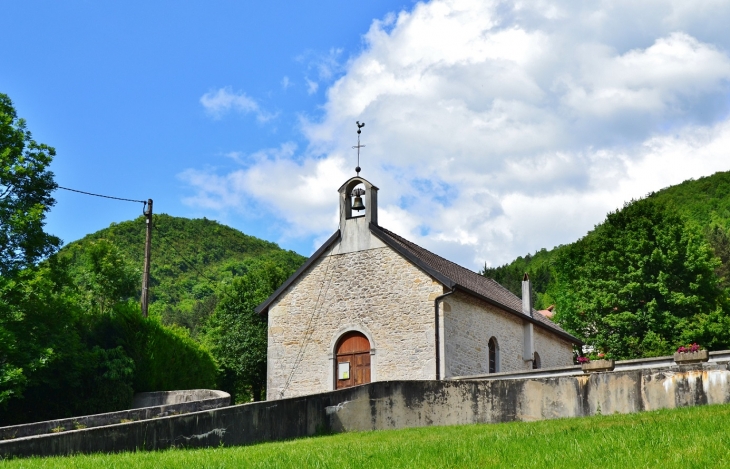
[673,350,709,364]
[581,359,615,373]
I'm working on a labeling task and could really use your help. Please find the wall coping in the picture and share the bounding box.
[130,389,229,408]
[449,350,730,381]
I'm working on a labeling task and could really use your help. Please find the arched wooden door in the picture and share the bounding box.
[335,331,371,390]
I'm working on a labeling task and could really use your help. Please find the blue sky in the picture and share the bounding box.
[1,1,409,252]
[3,1,730,270]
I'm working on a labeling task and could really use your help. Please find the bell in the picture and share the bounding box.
[351,195,365,211]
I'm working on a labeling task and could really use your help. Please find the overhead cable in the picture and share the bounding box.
[57,185,147,204]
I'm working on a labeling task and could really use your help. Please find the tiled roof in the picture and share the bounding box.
[370,224,580,344]
[255,222,581,344]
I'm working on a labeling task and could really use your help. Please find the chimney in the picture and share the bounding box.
[522,273,534,365]
[521,273,533,317]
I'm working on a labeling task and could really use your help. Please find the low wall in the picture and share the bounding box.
[0,389,229,441]
[130,390,230,409]
[326,361,730,431]
[3,359,730,458]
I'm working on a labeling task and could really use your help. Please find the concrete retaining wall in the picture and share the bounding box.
[130,390,229,409]
[3,358,730,458]
[0,389,229,442]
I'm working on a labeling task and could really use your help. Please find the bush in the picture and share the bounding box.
[107,303,218,392]
[75,346,135,415]
[0,297,217,425]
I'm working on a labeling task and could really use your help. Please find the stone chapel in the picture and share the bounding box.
[256,175,581,400]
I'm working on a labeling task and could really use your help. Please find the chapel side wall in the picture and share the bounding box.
[443,292,528,377]
[267,245,443,400]
[534,326,575,368]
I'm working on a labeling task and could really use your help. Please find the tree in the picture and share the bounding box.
[707,225,730,290]
[482,255,556,309]
[0,258,82,413]
[206,261,294,402]
[71,239,139,315]
[0,93,60,276]
[553,198,727,359]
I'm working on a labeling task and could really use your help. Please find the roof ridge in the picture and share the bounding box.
[378,225,525,304]
[379,226,479,272]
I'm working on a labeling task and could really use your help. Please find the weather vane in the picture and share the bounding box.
[352,121,365,175]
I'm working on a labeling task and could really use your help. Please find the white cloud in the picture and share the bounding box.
[298,48,346,97]
[281,76,291,90]
[200,87,277,122]
[184,0,730,268]
[315,48,344,81]
[179,143,350,239]
[305,78,319,95]
[297,47,345,81]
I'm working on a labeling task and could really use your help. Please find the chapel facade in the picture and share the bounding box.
[256,176,581,400]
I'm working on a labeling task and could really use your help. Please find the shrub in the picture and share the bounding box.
[108,303,218,392]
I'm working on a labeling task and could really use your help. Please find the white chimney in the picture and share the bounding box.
[522,273,533,317]
[522,273,534,365]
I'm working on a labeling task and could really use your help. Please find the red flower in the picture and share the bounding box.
[677,343,702,353]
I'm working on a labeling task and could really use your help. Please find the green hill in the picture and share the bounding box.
[483,170,730,310]
[58,214,307,335]
[651,171,730,229]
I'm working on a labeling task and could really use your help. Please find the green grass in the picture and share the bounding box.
[4,403,730,468]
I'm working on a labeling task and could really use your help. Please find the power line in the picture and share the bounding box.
[57,185,152,313]
[57,185,147,204]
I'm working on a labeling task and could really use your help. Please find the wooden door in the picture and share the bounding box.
[335,331,371,390]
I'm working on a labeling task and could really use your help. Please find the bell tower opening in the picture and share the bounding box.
[350,184,366,218]
[339,177,378,228]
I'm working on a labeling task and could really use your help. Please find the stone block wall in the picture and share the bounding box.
[267,243,443,400]
[443,292,574,377]
[443,292,529,376]
[533,325,574,368]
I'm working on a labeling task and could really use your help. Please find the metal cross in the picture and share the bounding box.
[352,121,365,175]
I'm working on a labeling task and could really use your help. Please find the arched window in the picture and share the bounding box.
[533,352,541,369]
[488,337,499,373]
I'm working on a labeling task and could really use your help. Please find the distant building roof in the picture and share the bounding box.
[537,305,556,319]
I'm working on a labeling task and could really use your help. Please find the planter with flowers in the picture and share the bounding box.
[578,352,615,373]
[673,343,709,364]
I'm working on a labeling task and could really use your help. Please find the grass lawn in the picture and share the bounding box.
[3,403,730,468]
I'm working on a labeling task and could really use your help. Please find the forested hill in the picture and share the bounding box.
[483,170,730,311]
[57,214,307,335]
[650,171,730,229]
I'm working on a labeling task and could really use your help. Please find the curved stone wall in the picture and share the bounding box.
[0,389,229,441]
[131,389,230,409]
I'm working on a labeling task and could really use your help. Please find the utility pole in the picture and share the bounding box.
[141,199,153,317]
